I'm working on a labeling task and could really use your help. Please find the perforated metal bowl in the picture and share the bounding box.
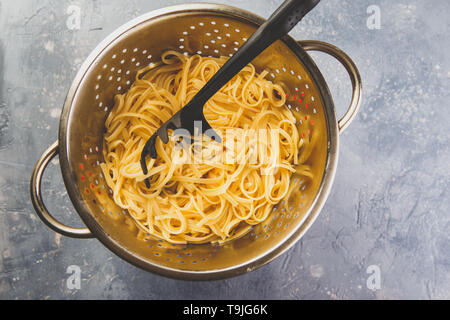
[30,3,361,280]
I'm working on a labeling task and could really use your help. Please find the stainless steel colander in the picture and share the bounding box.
[30,3,361,280]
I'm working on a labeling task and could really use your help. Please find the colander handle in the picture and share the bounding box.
[30,141,94,239]
[298,40,362,133]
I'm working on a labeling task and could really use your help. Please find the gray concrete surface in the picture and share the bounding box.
[0,0,449,300]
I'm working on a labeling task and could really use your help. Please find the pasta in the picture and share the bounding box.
[100,51,315,244]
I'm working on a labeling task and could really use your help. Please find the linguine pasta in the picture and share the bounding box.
[100,51,315,244]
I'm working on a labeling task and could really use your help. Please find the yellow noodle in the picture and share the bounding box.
[101,51,317,244]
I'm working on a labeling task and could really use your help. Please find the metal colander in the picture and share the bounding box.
[30,3,361,280]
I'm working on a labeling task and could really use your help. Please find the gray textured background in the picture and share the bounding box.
[0,0,449,300]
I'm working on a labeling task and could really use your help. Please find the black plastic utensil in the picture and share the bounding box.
[141,0,320,188]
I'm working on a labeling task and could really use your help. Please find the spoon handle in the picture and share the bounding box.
[184,0,321,108]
